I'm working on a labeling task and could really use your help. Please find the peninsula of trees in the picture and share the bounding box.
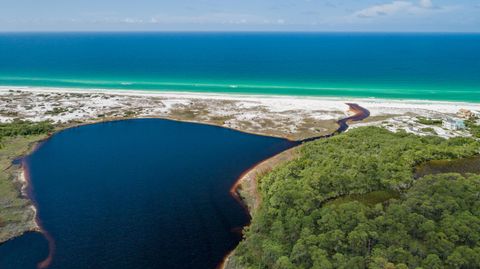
[234,127,480,269]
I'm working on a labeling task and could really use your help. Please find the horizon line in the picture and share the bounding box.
[1,30,480,34]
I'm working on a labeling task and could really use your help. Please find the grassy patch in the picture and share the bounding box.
[416,116,442,126]
[45,107,68,115]
[466,119,480,138]
[421,127,437,134]
[0,135,46,239]
[352,114,397,124]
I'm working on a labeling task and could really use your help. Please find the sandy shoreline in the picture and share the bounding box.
[220,147,300,269]
[21,158,55,269]
[16,168,41,232]
[3,85,480,114]
[0,141,44,245]
[2,86,480,141]
[220,103,369,269]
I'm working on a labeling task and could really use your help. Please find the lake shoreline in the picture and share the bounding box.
[21,145,56,269]
[0,168,41,241]
[1,117,296,269]
[0,115,293,246]
[219,147,300,269]
[0,101,366,267]
[219,102,371,269]
[0,133,50,245]
[0,116,298,269]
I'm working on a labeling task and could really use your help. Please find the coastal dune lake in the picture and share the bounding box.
[0,119,294,269]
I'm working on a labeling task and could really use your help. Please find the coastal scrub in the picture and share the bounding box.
[0,120,53,243]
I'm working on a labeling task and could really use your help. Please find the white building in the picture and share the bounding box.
[442,118,466,130]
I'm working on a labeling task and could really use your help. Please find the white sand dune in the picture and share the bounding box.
[1,86,479,139]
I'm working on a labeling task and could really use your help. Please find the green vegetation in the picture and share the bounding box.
[124,110,136,117]
[465,119,480,138]
[420,127,436,135]
[0,120,53,242]
[325,191,400,207]
[415,156,480,178]
[0,120,53,141]
[416,117,442,126]
[45,107,68,115]
[234,127,480,269]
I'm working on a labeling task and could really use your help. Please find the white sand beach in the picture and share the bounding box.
[1,86,479,140]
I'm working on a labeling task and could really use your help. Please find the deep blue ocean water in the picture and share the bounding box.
[0,32,479,101]
[0,119,294,269]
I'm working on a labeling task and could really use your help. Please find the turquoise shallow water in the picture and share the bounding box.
[0,32,479,102]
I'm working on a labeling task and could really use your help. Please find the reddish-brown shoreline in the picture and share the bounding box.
[219,103,370,269]
[3,117,298,269]
[4,103,368,269]
[219,147,300,269]
[22,159,56,269]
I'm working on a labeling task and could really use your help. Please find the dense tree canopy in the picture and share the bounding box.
[0,120,53,148]
[0,120,53,137]
[235,127,480,269]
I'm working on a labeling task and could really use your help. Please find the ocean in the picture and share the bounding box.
[0,119,294,269]
[0,32,479,102]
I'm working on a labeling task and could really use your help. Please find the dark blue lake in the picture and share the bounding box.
[0,119,294,269]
